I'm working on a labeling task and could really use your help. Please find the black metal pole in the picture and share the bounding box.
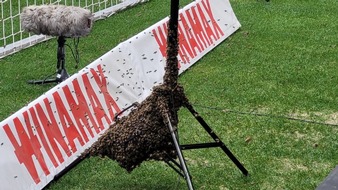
[56,36,69,82]
[164,0,180,88]
[185,104,249,176]
[57,36,66,70]
[166,114,194,190]
[168,0,179,37]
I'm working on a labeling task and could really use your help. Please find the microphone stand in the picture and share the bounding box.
[28,36,70,84]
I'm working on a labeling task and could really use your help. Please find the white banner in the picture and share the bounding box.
[0,0,240,189]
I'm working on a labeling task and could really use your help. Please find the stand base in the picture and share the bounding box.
[28,69,69,85]
[165,104,249,190]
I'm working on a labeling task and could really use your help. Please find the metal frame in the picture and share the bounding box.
[165,104,248,190]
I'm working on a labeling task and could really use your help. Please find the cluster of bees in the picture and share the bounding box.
[84,22,190,172]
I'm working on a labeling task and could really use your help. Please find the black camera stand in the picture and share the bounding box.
[165,104,248,190]
[28,36,69,84]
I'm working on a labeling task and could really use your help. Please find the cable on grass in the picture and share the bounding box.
[192,103,338,128]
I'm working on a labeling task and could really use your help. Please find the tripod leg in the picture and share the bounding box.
[165,114,195,190]
[164,158,185,178]
[185,104,249,176]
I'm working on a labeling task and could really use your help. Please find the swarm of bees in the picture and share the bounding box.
[83,18,190,172]
[84,83,189,172]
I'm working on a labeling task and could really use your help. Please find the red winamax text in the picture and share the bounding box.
[3,64,121,184]
[152,0,225,66]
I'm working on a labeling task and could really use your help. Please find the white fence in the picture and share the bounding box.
[0,0,147,58]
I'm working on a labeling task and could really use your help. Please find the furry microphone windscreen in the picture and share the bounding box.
[21,5,94,37]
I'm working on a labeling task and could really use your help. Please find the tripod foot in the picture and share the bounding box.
[28,69,69,85]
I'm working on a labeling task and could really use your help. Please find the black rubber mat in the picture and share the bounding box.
[316,165,338,190]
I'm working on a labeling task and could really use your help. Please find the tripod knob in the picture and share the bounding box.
[56,69,70,83]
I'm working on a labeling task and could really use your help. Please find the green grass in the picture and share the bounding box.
[1,0,338,189]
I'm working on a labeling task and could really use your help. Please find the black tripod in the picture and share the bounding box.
[165,104,248,190]
[113,102,248,190]
[162,1,248,189]
[28,36,69,84]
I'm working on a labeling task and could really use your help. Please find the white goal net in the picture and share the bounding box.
[0,0,147,58]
